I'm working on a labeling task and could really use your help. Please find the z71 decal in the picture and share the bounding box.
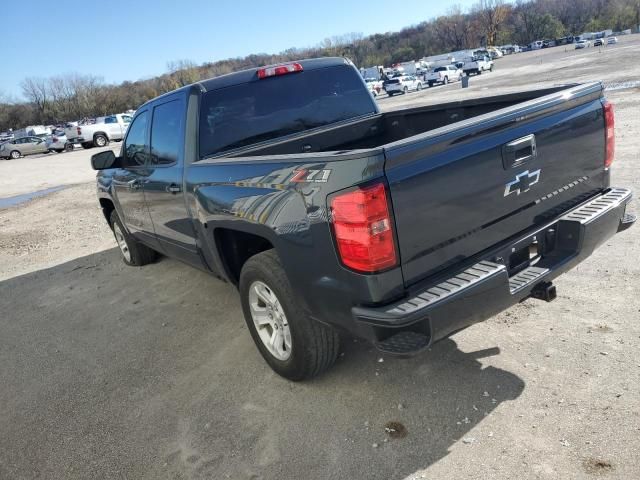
[291,169,331,183]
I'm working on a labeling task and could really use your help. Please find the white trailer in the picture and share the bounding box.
[360,66,384,81]
[13,125,50,139]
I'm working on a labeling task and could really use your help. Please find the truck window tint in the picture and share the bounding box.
[105,117,116,124]
[123,111,148,167]
[199,65,376,157]
[151,100,182,165]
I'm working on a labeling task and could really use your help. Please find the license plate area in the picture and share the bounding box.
[491,226,558,278]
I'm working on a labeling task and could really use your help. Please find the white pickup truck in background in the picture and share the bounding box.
[425,65,463,87]
[462,55,494,76]
[65,113,132,149]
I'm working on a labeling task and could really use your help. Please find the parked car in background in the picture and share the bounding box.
[0,131,15,142]
[607,36,618,45]
[426,65,462,87]
[0,136,49,159]
[385,75,422,96]
[500,44,521,54]
[45,133,73,152]
[462,55,494,75]
[575,40,591,49]
[593,38,604,47]
[487,47,503,59]
[64,113,132,149]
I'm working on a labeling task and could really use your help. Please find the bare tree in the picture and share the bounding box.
[474,0,511,46]
[167,59,200,87]
[21,77,50,121]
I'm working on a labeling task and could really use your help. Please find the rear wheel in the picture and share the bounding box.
[443,76,449,85]
[428,81,434,88]
[9,150,20,159]
[94,134,108,147]
[239,250,340,381]
[416,83,422,91]
[403,86,408,94]
[64,143,74,152]
[387,92,394,97]
[110,210,157,266]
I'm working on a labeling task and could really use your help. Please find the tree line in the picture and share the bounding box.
[1,0,638,131]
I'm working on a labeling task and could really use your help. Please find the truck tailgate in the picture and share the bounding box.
[384,83,609,286]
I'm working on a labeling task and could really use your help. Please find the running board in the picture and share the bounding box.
[508,266,549,294]
[561,188,631,224]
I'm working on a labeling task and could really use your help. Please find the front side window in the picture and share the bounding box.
[123,111,148,167]
[150,100,182,165]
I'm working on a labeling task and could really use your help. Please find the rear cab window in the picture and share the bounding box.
[198,65,376,158]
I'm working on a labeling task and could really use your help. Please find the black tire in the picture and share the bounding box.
[94,134,109,147]
[443,76,449,85]
[81,142,94,149]
[64,143,74,152]
[403,86,408,94]
[416,83,422,91]
[109,210,157,266]
[9,150,20,159]
[387,92,394,97]
[477,69,482,75]
[239,250,340,381]
[428,81,434,88]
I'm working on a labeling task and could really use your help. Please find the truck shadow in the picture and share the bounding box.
[0,249,525,480]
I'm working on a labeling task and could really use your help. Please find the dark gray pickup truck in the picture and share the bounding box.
[92,57,635,380]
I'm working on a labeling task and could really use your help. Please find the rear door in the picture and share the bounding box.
[143,95,201,267]
[111,109,159,247]
[31,137,47,153]
[103,116,121,140]
[383,84,608,286]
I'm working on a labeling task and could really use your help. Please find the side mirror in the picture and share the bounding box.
[91,150,119,170]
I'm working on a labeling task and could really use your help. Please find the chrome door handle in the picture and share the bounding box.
[166,184,181,194]
[127,179,141,190]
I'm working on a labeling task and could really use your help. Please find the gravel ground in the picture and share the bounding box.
[0,36,639,480]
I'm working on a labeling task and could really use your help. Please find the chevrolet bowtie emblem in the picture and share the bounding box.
[504,169,541,197]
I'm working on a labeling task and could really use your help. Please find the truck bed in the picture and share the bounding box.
[219,83,609,287]
[226,85,575,157]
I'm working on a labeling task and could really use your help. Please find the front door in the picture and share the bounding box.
[142,96,201,268]
[111,109,159,248]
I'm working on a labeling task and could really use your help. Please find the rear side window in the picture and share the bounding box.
[198,65,376,158]
[150,100,182,165]
[123,111,148,167]
[104,116,116,124]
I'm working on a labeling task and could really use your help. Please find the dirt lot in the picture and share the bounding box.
[1,36,639,480]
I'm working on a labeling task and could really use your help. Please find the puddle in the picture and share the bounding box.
[604,80,640,91]
[0,185,68,209]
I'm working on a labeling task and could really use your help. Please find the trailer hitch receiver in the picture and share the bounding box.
[530,281,557,302]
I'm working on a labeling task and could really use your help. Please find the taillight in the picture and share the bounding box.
[603,101,615,168]
[257,62,303,79]
[77,126,82,135]
[329,182,397,273]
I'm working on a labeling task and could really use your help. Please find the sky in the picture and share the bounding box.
[3,0,478,99]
